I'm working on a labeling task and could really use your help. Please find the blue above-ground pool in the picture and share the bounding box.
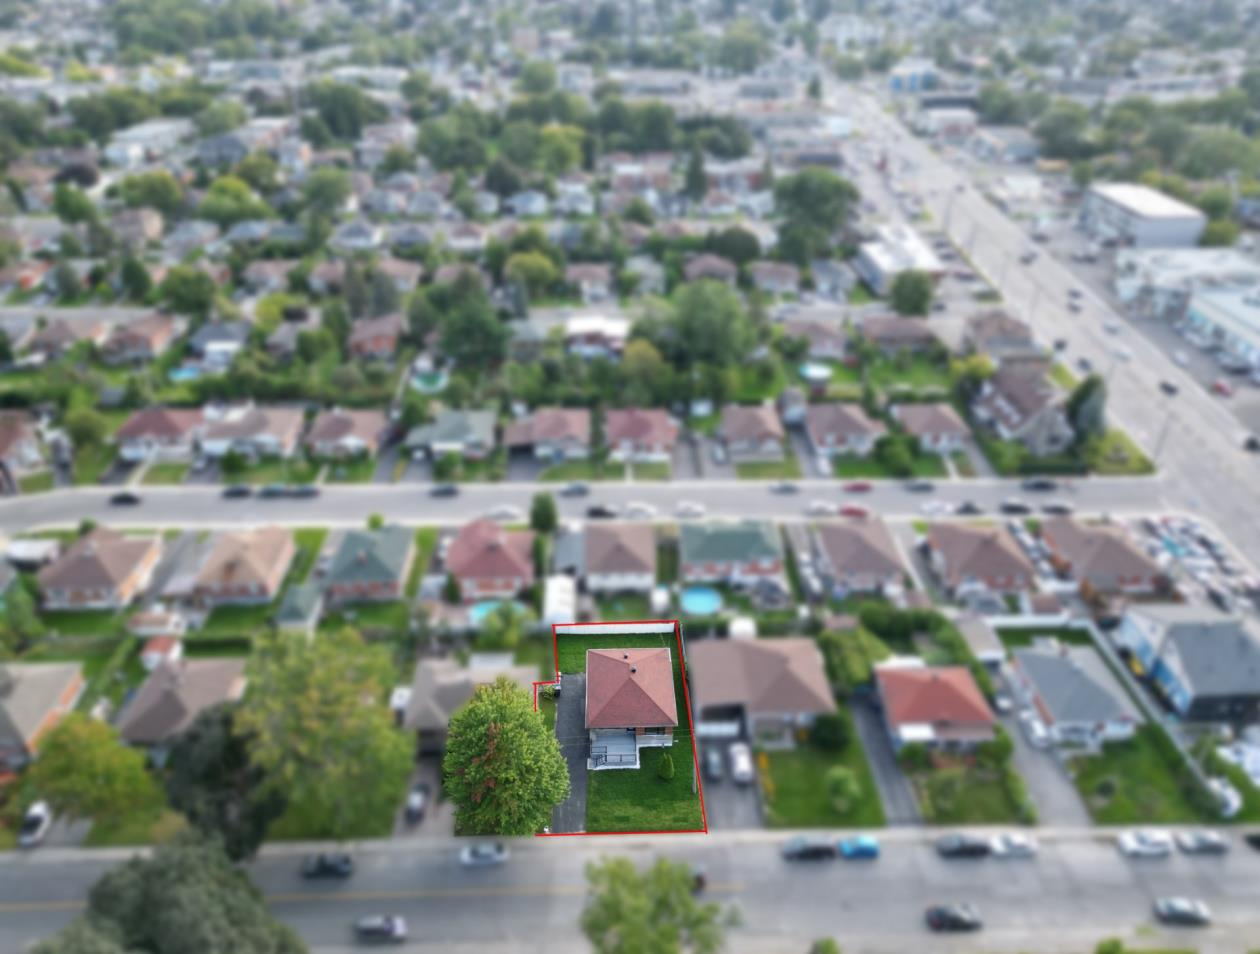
[680,586,723,616]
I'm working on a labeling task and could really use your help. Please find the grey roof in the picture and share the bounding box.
[188,320,250,353]
[326,525,414,587]
[1014,645,1132,726]
[117,659,246,745]
[404,656,537,731]
[404,409,496,450]
[275,582,323,626]
[1153,613,1260,698]
[0,662,82,752]
[680,521,782,564]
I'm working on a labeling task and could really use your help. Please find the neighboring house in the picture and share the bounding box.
[584,523,656,593]
[564,314,630,359]
[330,219,383,254]
[305,408,388,458]
[115,407,203,462]
[503,408,591,460]
[403,654,538,752]
[376,257,424,293]
[1114,606,1260,722]
[683,253,738,285]
[804,403,886,457]
[307,260,346,295]
[813,518,905,596]
[274,582,324,639]
[858,316,940,355]
[926,523,1036,596]
[810,259,857,300]
[26,319,107,360]
[241,259,296,293]
[586,647,678,770]
[404,409,497,460]
[110,207,164,248]
[37,528,162,610]
[565,263,614,304]
[874,662,995,750]
[1010,641,1138,748]
[783,319,848,361]
[720,404,785,461]
[854,223,945,295]
[971,367,1074,457]
[193,527,296,606]
[116,659,247,749]
[749,260,800,295]
[446,519,535,602]
[0,411,47,489]
[347,312,405,360]
[324,525,417,605]
[1039,517,1165,594]
[605,408,678,462]
[688,638,835,748]
[101,313,182,365]
[965,310,1048,371]
[680,521,784,585]
[889,403,969,453]
[199,405,305,459]
[186,321,250,369]
[0,662,85,770]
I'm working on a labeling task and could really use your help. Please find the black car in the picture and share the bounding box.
[1245,832,1260,852]
[1021,477,1057,492]
[935,833,991,859]
[781,837,838,861]
[430,483,459,498]
[259,483,288,499]
[288,484,318,498]
[108,491,141,506]
[558,481,589,497]
[925,903,982,932]
[770,481,799,494]
[1077,357,1093,373]
[301,853,354,878]
[999,498,1032,515]
[222,484,253,499]
[703,747,724,782]
[586,505,618,519]
[1041,501,1074,516]
[404,783,430,824]
[1160,381,1179,397]
[1245,435,1260,453]
[904,479,934,493]
[956,501,984,515]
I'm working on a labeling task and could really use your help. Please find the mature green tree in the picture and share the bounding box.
[159,265,216,318]
[443,677,569,835]
[1067,374,1107,443]
[889,270,933,316]
[539,124,584,175]
[199,175,270,227]
[646,280,756,371]
[234,628,412,841]
[368,270,400,318]
[27,715,160,826]
[498,120,540,168]
[195,99,247,137]
[53,261,82,302]
[0,581,44,656]
[484,157,523,199]
[165,704,286,861]
[30,918,132,954]
[774,168,858,233]
[581,857,739,954]
[52,183,96,224]
[308,82,387,140]
[530,491,558,534]
[505,250,559,296]
[1033,100,1092,159]
[234,153,279,195]
[874,432,916,476]
[1178,128,1259,179]
[119,171,183,216]
[440,293,508,371]
[377,145,414,177]
[683,142,707,202]
[301,166,351,217]
[715,18,769,73]
[64,406,108,448]
[517,61,558,96]
[119,256,152,300]
[1201,219,1240,247]
[706,227,759,266]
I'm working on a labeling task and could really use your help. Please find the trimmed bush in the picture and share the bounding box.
[810,712,850,752]
[657,752,675,781]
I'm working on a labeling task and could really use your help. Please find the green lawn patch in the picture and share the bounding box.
[1050,363,1079,391]
[405,528,439,598]
[848,284,876,305]
[909,762,1027,824]
[866,356,952,395]
[538,458,627,482]
[199,602,276,637]
[40,609,122,637]
[595,593,651,621]
[995,625,1093,649]
[539,693,557,732]
[324,456,377,483]
[950,451,976,477]
[323,600,411,633]
[225,457,319,485]
[758,715,885,828]
[831,453,946,479]
[731,359,787,403]
[85,806,186,848]
[632,462,671,481]
[18,471,53,494]
[735,456,802,480]
[1070,725,1213,824]
[268,789,398,841]
[656,540,679,584]
[289,528,329,584]
[1085,430,1155,476]
[141,461,190,485]
[585,745,704,833]
[73,443,117,485]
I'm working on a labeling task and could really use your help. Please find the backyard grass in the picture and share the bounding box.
[324,600,411,632]
[40,609,122,637]
[731,359,787,403]
[539,693,556,732]
[758,722,886,828]
[595,593,652,621]
[831,453,947,479]
[538,459,626,482]
[141,461,190,485]
[17,471,53,493]
[656,540,679,584]
[289,528,329,584]
[585,745,704,833]
[735,456,802,480]
[866,356,952,396]
[198,602,276,637]
[848,284,876,305]
[1070,726,1213,824]
[324,456,377,483]
[405,527,439,598]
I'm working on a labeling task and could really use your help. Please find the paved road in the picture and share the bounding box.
[3,830,1259,953]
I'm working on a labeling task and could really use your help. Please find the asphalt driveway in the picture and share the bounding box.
[551,673,588,835]
[851,701,921,825]
[699,743,762,830]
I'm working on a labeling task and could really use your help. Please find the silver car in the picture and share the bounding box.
[728,742,755,785]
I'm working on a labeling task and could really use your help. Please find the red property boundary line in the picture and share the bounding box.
[532,619,709,838]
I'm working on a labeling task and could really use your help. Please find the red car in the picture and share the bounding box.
[843,481,872,493]
[840,505,870,519]
[1212,379,1234,398]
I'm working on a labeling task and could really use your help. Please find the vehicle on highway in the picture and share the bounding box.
[108,491,142,506]
[1175,830,1228,855]
[288,484,319,498]
[729,742,755,785]
[935,833,991,858]
[838,835,880,859]
[843,481,873,493]
[259,483,288,499]
[404,782,430,825]
[956,501,983,515]
[904,479,934,493]
[1153,898,1211,927]
[1159,381,1179,397]
[920,500,954,517]
[839,504,870,519]
[1041,501,1074,516]
[460,842,509,867]
[999,498,1032,515]
[625,501,658,519]
[806,500,838,517]
[1103,319,1122,334]
[586,504,619,519]
[1117,830,1173,858]
[353,915,407,944]
[1172,350,1190,367]
[1067,301,1082,314]
[989,832,1038,858]
[925,903,982,932]
[1053,338,1068,352]
[1021,477,1057,492]
[1245,435,1260,453]
[1077,357,1093,373]
[703,746,724,782]
[1247,832,1260,852]
[430,483,459,497]
[486,505,525,522]
[675,500,706,518]
[1212,378,1234,397]
[302,853,354,878]
[222,484,253,499]
[770,481,799,494]
[1019,251,1037,265]
[17,801,52,848]
[1068,288,1082,299]
[559,481,589,497]
[992,692,1014,714]
[781,836,838,861]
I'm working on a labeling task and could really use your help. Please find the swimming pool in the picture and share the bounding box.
[410,370,449,394]
[680,586,723,616]
[168,365,202,383]
[468,599,526,627]
[798,362,832,384]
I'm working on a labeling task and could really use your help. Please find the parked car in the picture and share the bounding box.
[1041,501,1074,516]
[460,842,509,867]
[625,501,658,519]
[353,915,407,944]
[956,501,984,515]
[843,481,872,493]
[1018,710,1050,748]
[1021,477,1057,492]
[108,491,141,506]
[839,505,870,519]
[1159,381,1179,397]
[675,500,706,518]
[1077,357,1093,373]
[404,782,430,824]
[781,836,838,861]
[992,692,1014,714]
[838,835,880,859]
[259,483,288,499]
[17,801,52,848]
[703,746,724,782]
[904,479,935,493]
[1172,350,1189,367]
[1244,435,1260,453]
[806,500,838,517]
[302,853,354,878]
[728,742,754,785]
[925,903,982,932]
[430,483,459,497]
[1153,898,1211,926]
[999,498,1032,515]
[1175,830,1228,855]
[288,484,319,498]
[586,504,619,519]
[222,484,253,499]
[935,833,991,858]
[770,481,799,494]
[1212,378,1234,397]
[989,832,1038,858]
[1117,830,1173,858]
[487,505,525,522]
[559,481,589,497]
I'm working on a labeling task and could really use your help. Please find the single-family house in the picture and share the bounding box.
[330,219,383,254]
[0,411,47,491]
[684,253,738,285]
[0,662,84,770]
[241,259,297,294]
[586,647,678,770]
[584,523,656,593]
[101,313,182,366]
[564,314,629,359]
[114,407,203,462]
[307,260,346,295]
[404,409,497,460]
[323,525,417,605]
[446,519,535,602]
[1039,517,1165,594]
[810,259,857,300]
[26,319,107,360]
[305,408,389,459]
[858,316,940,356]
[503,408,591,460]
[926,523,1036,597]
[116,659,247,749]
[1011,641,1138,747]
[689,638,835,747]
[965,310,1048,371]
[605,408,678,463]
[565,264,614,304]
[506,190,549,217]
[813,518,905,595]
[804,403,887,457]
[199,405,305,459]
[274,583,324,639]
[376,257,424,293]
[347,312,405,361]
[680,521,784,585]
[720,404,785,461]
[193,527,295,607]
[749,261,800,295]
[874,663,995,750]
[889,403,969,454]
[186,321,250,370]
[783,319,848,361]
[37,528,162,610]
[403,655,538,752]
[971,367,1074,457]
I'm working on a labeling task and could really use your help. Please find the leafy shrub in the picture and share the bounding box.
[810,712,850,752]
[657,752,675,781]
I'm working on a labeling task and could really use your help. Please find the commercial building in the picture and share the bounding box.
[1184,286,1260,371]
[853,224,945,296]
[1079,183,1206,248]
[1113,247,1260,319]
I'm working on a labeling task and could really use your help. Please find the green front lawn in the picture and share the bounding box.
[595,593,652,621]
[538,459,627,482]
[735,456,802,480]
[759,726,886,828]
[289,528,329,584]
[323,600,411,633]
[225,457,319,485]
[848,284,876,305]
[18,471,53,494]
[324,456,377,483]
[268,790,398,841]
[1084,430,1155,476]
[731,360,787,403]
[1049,363,1079,391]
[73,443,117,485]
[585,745,704,833]
[632,462,671,481]
[995,625,1094,649]
[85,807,186,848]
[1070,726,1213,824]
[141,462,190,485]
[831,453,947,479]
[40,609,122,637]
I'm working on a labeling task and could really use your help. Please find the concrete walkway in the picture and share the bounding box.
[550,673,588,834]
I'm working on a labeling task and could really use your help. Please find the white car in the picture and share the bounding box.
[728,742,755,785]
[1018,710,1050,749]
[675,501,706,518]
[460,842,510,867]
[17,801,52,848]
[1118,830,1173,858]
[806,500,838,517]
[1172,349,1190,367]
[486,505,525,523]
[625,501,658,519]
[920,500,955,517]
[1103,320,1122,335]
[990,832,1038,858]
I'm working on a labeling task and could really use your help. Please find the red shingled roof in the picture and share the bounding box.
[585,648,678,729]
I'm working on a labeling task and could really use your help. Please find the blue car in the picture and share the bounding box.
[838,836,880,859]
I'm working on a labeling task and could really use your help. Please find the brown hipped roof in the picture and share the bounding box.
[721,404,784,444]
[688,638,834,717]
[503,408,591,448]
[37,528,158,591]
[585,648,678,729]
[194,527,293,591]
[928,522,1035,588]
[891,402,968,437]
[605,408,677,447]
[1040,517,1161,584]
[875,665,993,729]
[305,408,387,447]
[815,519,904,579]
[115,407,203,442]
[446,519,534,580]
[117,659,246,745]
[585,523,655,576]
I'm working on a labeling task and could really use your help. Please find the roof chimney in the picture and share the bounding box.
[630,666,637,674]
